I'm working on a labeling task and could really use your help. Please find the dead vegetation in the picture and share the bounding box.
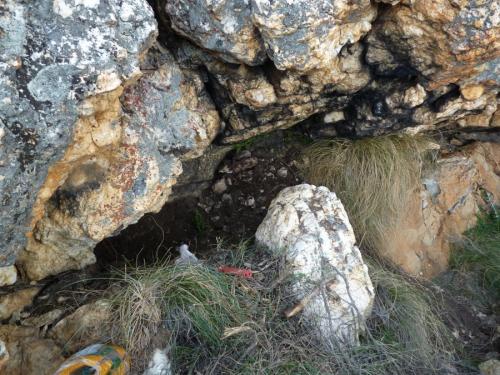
[300,134,433,252]
[107,242,466,374]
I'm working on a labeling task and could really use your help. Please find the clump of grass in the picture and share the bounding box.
[108,261,247,365]
[364,259,457,374]
[171,243,458,375]
[300,134,432,251]
[107,242,462,374]
[450,208,500,297]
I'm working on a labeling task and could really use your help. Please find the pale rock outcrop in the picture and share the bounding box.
[0,0,220,280]
[256,184,374,346]
[382,142,500,277]
[163,0,376,72]
[366,0,499,89]
[164,0,266,66]
[251,0,376,72]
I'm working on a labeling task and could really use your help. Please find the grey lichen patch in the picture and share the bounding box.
[164,0,376,72]
[27,64,79,104]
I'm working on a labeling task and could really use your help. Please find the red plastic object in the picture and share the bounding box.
[218,266,253,279]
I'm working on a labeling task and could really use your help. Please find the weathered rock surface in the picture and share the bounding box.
[256,184,374,346]
[382,142,500,277]
[1,0,499,282]
[251,0,376,72]
[17,50,219,280]
[160,0,499,143]
[172,40,368,143]
[1,0,219,280]
[366,0,499,89]
[0,0,155,274]
[0,325,64,375]
[49,300,111,353]
[164,0,266,66]
[0,287,40,321]
[163,0,375,71]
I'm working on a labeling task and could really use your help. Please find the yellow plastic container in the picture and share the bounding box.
[54,344,130,375]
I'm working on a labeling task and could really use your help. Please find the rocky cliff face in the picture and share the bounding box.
[383,142,500,277]
[0,0,498,281]
[0,0,219,281]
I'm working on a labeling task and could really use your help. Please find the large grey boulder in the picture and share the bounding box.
[163,0,376,72]
[256,184,374,347]
[0,0,156,276]
[165,0,266,66]
[0,1,220,281]
[251,0,376,72]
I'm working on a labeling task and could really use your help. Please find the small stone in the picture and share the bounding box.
[403,84,427,108]
[21,309,64,328]
[219,165,232,174]
[232,157,258,173]
[244,196,255,207]
[0,265,17,287]
[212,178,227,194]
[450,138,463,146]
[461,84,485,101]
[277,167,288,178]
[324,111,345,123]
[49,300,111,353]
[56,296,69,304]
[143,348,172,375]
[222,194,233,204]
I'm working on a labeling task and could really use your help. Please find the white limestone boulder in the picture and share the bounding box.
[255,184,374,347]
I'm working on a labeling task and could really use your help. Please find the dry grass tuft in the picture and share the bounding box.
[300,134,433,251]
[174,243,459,375]
[108,261,247,368]
[364,259,457,373]
[106,242,464,374]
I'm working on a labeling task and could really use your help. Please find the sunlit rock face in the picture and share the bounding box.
[162,0,498,143]
[382,142,500,278]
[366,0,499,90]
[0,0,156,275]
[164,0,376,71]
[0,0,219,280]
